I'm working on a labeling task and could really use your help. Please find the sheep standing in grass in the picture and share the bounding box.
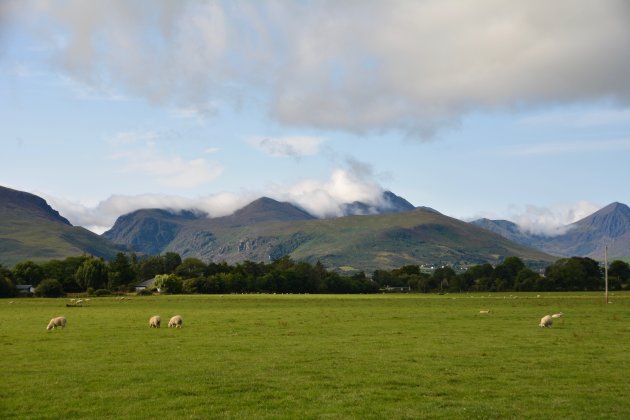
[149,315,161,328]
[168,315,183,328]
[551,312,564,319]
[46,316,66,330]
[539,315,553,328]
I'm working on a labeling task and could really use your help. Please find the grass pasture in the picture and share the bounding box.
[1,293,628,419]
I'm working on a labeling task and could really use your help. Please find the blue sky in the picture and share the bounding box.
[1,1,629,233]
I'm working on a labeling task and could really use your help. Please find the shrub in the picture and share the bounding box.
[93,289,111,296]
[136,289,153,296]
[34,279,65,298]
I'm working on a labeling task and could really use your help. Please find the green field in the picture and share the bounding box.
[1,293,628,419]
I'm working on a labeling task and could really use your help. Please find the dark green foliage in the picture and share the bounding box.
[154,274,184,294]
[107,253,136,290]
[6,251,623,294]
[34,279,64,297]
[0,270,16,297]
[175,258,207,278]
[41,256,87,292]
[545,257,602,291]
[608,260,630,290]
[75,258,108,290]
[12,261,44,287]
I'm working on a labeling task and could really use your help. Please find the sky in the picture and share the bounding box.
[1,0,629,234]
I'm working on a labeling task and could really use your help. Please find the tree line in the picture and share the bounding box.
[0,253,629,297]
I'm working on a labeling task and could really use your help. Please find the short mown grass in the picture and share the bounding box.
[1,293,628,419]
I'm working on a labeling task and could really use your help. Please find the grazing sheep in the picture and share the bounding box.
[551,312,564,319]
[479,310,490,314]
[168,315,183,328]
[149,315,161,328]
[539,315,553,328]
[46,316,67,330]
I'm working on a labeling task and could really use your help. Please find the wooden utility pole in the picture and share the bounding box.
[604,245,609,304]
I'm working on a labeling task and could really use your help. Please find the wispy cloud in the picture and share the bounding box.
[504,138,630,157]
[248,135,325,158]
[107,131,223,188]
[123,155,223,188]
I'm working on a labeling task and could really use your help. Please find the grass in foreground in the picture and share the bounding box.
[0,292,628,419]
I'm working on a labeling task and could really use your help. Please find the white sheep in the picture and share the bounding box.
[46,316,67,330]
[551,312,564,319]
[149,315,161,328]
[75,299,83,305]
[539,315,553,328]
[479,310,490,314]
[168,315,183,328]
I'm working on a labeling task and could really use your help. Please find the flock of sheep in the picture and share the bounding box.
[46,314,184,330]
[149,314,183,328]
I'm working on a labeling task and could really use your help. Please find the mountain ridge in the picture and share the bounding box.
[472,201,630,260]
[0,185,123,266]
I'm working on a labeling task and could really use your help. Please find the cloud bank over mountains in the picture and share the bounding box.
[8,0,630,137]
[41,160,396,233]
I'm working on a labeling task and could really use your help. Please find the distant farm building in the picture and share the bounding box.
[135,278,157,293]
[16,284,35,294]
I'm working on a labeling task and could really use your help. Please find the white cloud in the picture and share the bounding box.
[509,201,601,236]
[248,135,325,158]
[12,0,630,137]
[43,158,390,231]
[42,192,254,234]
[274,158,387,217]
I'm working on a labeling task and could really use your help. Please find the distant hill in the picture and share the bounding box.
[472,202,630,260]
[105,196,554,272]
[0,185,123,266]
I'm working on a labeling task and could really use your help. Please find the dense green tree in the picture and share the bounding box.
[12,261,44,286]
[432,266,456,292]
[514,268,541,291]
[34,279,65,297]
[608,260,630,290]
[493,257,526,290]
[154,273,183,294]
[107,253,136,290]
[175,258,207,279]
[75,258,108,291]
[137,256,166,281]
[162,252,183,274]
[0,268,16,297]
[545,257,602,291]
[41,256,87,292]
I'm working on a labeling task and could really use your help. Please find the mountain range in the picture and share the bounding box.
[102,193,553,271]
[2,184,628,271]
[471,202,630,260]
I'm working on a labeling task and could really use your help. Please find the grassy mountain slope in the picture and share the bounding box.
[0,186,122,266]
[104,197,554,271]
